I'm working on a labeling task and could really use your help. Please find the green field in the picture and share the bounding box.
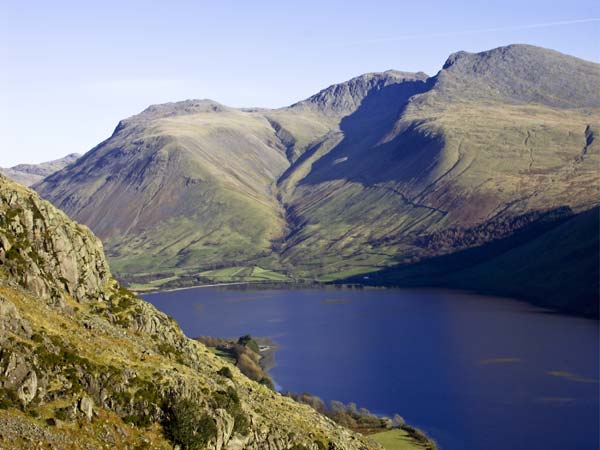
[371,429,433,450]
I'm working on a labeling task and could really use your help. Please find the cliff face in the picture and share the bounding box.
[0,174,378,450]
[0,176,110,303]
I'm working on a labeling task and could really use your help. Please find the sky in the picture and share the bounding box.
[1,0,598,167]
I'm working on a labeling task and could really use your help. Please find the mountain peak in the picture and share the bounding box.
[435,44,600,108]
[139,99,228,119]
[292,70,429,115]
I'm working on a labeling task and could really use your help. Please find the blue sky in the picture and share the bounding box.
[1,0,598,166]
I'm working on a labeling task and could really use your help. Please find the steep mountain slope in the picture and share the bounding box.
[35,45,600,312]
[36,101,295,274]
[0,153,80,186]
[36,73,428,277]
[351,207,599,317]
[0,174,382,449]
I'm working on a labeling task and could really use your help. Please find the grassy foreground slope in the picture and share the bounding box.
[0,173,388,449]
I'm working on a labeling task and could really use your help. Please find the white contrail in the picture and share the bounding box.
[336,18,600,46]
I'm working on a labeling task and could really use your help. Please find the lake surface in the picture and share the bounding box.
[143,287,599,450]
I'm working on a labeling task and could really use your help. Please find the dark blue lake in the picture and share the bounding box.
[143,287,599,450]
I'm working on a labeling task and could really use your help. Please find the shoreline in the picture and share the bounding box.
[135,280,598,320]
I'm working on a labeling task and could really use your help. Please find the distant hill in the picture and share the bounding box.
[35,44,600,314]
[0,153,80,186]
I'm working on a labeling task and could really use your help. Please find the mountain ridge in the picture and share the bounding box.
[0,154,80,187]
[34,44,600,314]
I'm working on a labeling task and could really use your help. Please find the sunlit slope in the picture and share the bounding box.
[37,101,296,274]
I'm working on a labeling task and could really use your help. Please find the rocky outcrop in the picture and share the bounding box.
[0,174,110,303]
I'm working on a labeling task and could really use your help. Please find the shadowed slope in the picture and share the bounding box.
[348,207,599,317]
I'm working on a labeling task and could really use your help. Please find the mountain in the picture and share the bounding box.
[0,153,80,186]
[35,45,600,313]
[351,207,600,317]
[0,173,386,449]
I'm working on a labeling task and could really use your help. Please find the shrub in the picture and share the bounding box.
[0,388,19,409]
[211,387,250,436]
[54,406,72,421]
[124,414,153,428]
[237,335,260,353]
[163,399,217,450]
[259,377,275,390]
[217,366,233,379]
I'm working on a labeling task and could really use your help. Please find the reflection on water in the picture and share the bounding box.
[144,287,599,450]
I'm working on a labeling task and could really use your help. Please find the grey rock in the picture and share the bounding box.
[79,396,94,421]
[17,370,37,406]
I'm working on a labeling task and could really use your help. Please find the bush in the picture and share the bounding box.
[237,335,260,354]
[124,414,153,428]
[163,399,217,450]
[217,366,233,379]
[54,406,72,421]
[259,377,275,390]
[0,388,19,409]
[211,387,250,436]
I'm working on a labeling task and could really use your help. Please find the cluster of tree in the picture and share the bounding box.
[284,392,404,433]
[197,335,275,389]
[416,206,573,253]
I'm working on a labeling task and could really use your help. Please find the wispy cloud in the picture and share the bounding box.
[83,78,184,92]
[336,18,600,46]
